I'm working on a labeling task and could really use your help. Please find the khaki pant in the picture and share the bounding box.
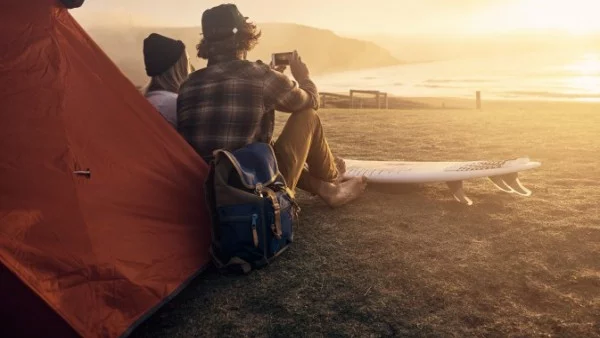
[273,109,339,193]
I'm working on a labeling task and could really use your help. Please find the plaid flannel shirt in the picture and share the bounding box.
[177,59,319,162]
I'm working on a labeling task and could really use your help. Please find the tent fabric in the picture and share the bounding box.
[0,1,212,337]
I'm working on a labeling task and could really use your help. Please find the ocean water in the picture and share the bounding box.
[313,51,600,102]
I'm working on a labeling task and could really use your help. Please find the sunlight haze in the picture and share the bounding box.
[72,0,600,100]
[73,0,600,36]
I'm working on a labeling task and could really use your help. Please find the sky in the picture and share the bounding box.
[73,0,600,36]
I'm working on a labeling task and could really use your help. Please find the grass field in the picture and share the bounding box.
[132,100,600,337]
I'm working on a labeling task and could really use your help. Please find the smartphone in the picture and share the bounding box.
[272,52,294,66]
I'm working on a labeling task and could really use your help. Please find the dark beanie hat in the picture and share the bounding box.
[143,33,185,77]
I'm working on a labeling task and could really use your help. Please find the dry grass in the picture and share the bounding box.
[132,100,600,337]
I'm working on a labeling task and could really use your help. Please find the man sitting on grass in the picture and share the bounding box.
[177,4,366,208]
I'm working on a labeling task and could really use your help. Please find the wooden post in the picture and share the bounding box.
[321,94,326,108]
[476,91,481,110]
[348,89,385,109]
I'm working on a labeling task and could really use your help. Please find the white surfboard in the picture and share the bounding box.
[343,157,541,205]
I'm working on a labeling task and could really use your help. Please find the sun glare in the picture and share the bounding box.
[562,54,600,99]
[568,76,600,93]
[566,54,600,75]
[516,0,600,35]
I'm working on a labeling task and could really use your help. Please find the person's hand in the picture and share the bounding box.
[269,60,287,73]
[290,50,310,82]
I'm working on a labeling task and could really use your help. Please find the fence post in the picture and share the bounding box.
[476,91,481,110]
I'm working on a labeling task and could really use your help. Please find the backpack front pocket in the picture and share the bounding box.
[218,204,266,261]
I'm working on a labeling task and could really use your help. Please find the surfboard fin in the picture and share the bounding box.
[488,176,515,193]
[500,173,532,196]
[489,173,532,196]
[447,181,473,206]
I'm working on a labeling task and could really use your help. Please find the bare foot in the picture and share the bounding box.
[318,176,367,208]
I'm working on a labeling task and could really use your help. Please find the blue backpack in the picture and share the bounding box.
[205,143,299,274]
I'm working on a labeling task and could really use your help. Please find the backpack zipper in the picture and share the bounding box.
[251,213,259,247]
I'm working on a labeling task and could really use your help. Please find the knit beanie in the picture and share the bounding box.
[143,33,185,77]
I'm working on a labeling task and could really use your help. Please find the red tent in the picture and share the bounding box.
[0,1,211,337]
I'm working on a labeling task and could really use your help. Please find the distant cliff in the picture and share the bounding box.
[85,23,401,86]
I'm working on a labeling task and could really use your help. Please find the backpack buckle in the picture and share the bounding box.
[255,183,264,197]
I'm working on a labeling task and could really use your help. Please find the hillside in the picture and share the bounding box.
[84,23,401,86]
